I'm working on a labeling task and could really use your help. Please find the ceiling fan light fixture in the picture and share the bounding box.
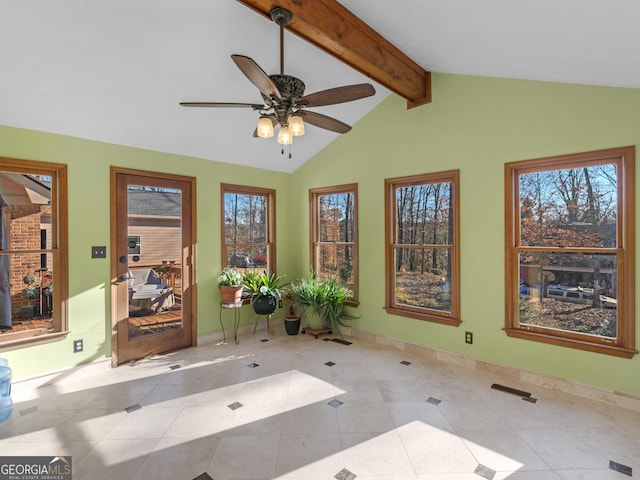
[257,116,274,138]
[289,114,304,136]
[277,125,293,145]
[179,6,374,160]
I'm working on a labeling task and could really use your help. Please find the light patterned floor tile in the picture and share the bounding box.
[1,333,639,480]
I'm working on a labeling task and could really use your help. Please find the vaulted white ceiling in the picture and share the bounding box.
[2,1,639,173]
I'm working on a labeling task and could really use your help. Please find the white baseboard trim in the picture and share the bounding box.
[349,327,640,413]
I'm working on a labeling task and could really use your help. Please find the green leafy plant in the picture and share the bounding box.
[290,272,355,334]
[217,267,243,286]
[22,273,39,303]
[242,270,287,299]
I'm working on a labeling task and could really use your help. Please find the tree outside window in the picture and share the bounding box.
[221,184,275,273]
[310,184,358,303]
[385,170,460,326]
[505,146,635,357]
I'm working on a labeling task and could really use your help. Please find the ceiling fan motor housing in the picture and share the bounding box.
[262,74,305,103]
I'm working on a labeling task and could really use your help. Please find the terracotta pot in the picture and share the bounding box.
[219,285,243,305]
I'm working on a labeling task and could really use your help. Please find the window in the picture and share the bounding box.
[505,146,635,358]
[385,170,460,326]
[127,235,141,255]
[221,184,275,273]
[310,184,358,304]
[0,157,68,349]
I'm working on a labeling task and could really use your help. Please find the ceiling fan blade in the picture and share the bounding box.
[231,54,282,103]
[300,110,352,134]
[179,102,263,108]
[297,83,375,108]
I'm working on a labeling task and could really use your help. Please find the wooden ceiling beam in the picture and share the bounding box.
[236,0,431,109]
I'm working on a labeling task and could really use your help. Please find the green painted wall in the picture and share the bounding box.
[2,72,640,398]
[291,73,640,397]
[0,126,292,379]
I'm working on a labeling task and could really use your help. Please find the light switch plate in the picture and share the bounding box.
[91,246,107,258]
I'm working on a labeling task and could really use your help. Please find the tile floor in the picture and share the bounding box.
[1,327,639,480]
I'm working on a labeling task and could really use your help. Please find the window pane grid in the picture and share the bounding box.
[311,185,358,303]
[518,164,618,249]
[394,182,453,246]
[0,162,67,343]
[393,243,453,249]
[317,192,355,243]
[225,243,269,249]
[221,185,275,273]
[385,171,460,326]
[316,241,355,246]
[505,147,635,357]
[393,246,453,314]
[515,246,618,253]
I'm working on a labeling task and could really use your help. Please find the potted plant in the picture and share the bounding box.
[21,273,39,318]
[242,270,287,315]
[218,267,244,305]
[290,272,354,335]
[282,291,301,335]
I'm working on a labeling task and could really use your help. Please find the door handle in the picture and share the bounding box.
[117,274,129,282]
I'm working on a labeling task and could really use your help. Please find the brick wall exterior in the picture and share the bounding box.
[8,205,43,316]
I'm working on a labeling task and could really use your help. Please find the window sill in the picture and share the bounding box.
[385,306,461,327]
[504,328,638,358]
[0,330,70,353]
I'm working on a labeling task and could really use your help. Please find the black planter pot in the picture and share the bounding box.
[284,316,301,335]
[252,295,277,315]
[19,306,36,319]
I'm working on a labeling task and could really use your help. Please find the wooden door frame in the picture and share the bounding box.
[110,167,197,366]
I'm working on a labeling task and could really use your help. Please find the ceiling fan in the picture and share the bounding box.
[179,6,376,158]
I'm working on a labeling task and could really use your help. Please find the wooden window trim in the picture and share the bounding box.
[384,170,461,326]
[504,146,636,358]
[0,157,68,352]
[221,183,276,274]
[310,183,359,306]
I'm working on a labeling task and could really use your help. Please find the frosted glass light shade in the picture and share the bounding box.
[277,125,293,145]
[257,116,274,138]
[289,115,305,136]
